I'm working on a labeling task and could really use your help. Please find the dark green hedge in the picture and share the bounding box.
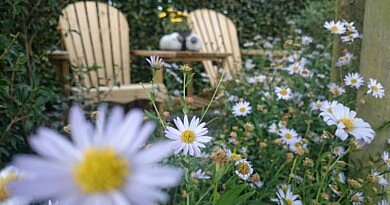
[0,0,333,163]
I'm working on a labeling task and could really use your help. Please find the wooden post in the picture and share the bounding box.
[330,0,365,83]
[351,0,390,202]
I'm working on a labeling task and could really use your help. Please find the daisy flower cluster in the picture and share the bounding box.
[324,20,361,43]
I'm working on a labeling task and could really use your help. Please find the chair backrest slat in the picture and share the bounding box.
[59,1,130,87]
[189,9,242,86]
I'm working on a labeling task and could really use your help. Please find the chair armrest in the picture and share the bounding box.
[241,49,288,57]
[47,50,69,61]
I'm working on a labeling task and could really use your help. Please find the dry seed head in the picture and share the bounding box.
[259,142,268,148]
[210,149,228,164]
[244,122,255,132]
[249,173,261,183]
[230,131,237,138]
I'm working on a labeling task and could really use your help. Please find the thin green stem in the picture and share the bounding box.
[288,157,298,184]
[140,70,166,129]
[195,185,213,205]
[315,148,350,202]
[183,73,187,100]
[200,68,226,122]
[184,155,191,205]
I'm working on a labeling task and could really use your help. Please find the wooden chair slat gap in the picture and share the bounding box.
[227,20,242,75]
[193,12,212,52]
[202,10,218,52]
[95,1,108,85]
[117,11,125,84]
[73,3,94,87]
[97,2,113,86]
[107,3,116,87]
[66,6,91,88]
[84,1,101,87]
[215,11,233,76]
[193,11,217,80]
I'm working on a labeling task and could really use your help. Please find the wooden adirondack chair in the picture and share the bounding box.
[188,9,242,87]
[49,1,166,103]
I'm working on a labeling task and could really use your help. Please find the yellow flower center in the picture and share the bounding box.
[285,133,292,139]
[327,108,333,114]
[292,66,299,71]
[301,70,308,75]
[386,159,390,164]
[181,130,196,143]
[230,152,242,161]
[339,117,354,132]
[239,107,247,113]
[371,85,379,92]
[331,25,339,32]
[333,87,340,96]
[315,103,322,108]
[236,162,250,175]
[351,78,358,84]
[0,172,18,201]
[280,89,288,96]
[334,147,340,152]
[294,142,301,148]
[285,198,293,205]
[351,194,360,202]
[74,147,129,194]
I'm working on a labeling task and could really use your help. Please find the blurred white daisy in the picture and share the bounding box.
[299,68,312,78]
[336,172,346,184]
[341,32,360,42]
[278,128,298,145]
[351,192,364,205]
[243,42,255,47]
[324,20,346,34]
[343,20,357,32]
[271,185,302,205]
[287,62,303,75]
[287,53,301,63]
[301,36,313,46]
[370,170,388,186]
[165,115,211,157]
[146,56,167,70]
[248,75,266,84]
[344,73,364,89]
[10,106,182,205]
[288,137,305,153]
[235,159,253,180]
[382,151,390,169]
[320,103,375,143]
[320,100,340,114]
[275,87,292,100]
[333,146,345,156]
[378,200,388,205]
[328,184,341,196]
[268,123,280,134]
[336,52,353,67]
[245,59,256,70]
[0,166,30,205]
[232,101,252,116]
[191,169,210,180]
[367,78,385,99]
[328,83,345,96]
[310,100,323,111]
[253,34,262,40]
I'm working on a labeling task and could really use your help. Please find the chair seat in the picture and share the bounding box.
[72,83,167,104]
